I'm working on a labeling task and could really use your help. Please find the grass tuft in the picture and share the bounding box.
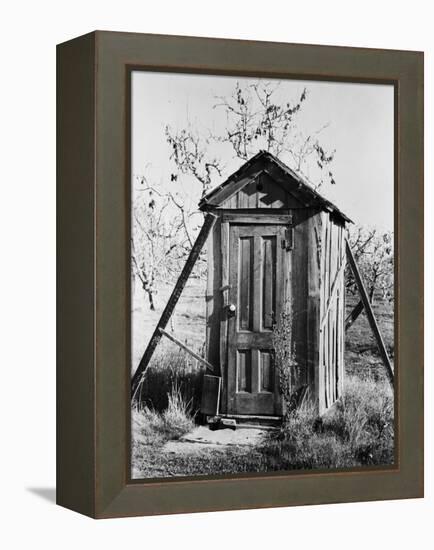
[133,384,194,443]
[161,383,195,439]
[260,374,394,470]
[324,375,394,465]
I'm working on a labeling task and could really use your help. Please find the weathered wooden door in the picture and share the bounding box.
[227,224,287,415]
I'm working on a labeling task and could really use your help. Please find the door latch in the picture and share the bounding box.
[281,227,294,251]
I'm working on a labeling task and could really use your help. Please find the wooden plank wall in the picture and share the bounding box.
[307,209,322,411]
[286,208,310,401]
[318,213,346,414]
[205,218,222,373]
[205,217,231,413]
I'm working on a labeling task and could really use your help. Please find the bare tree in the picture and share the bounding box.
[165,126,223,197]
[131,178,204,310]
[166,81,336,194]
[135,81,340,310]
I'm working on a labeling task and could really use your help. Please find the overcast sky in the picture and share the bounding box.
[132,71,394,231]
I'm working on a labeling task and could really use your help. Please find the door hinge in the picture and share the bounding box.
[281,227,294,251]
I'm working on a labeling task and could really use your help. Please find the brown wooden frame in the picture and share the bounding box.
[57,31,424,518]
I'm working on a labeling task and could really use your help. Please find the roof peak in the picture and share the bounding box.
[199,151,352,223]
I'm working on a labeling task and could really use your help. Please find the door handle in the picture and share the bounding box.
[228,303,236,316]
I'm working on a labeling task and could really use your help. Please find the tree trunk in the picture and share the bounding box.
[147,291,155,311]
[142,285,156,311]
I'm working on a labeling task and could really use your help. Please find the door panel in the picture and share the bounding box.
[259,349,274,392]
[238,237,254,330]
[261,236,276,330]
[237,349,252,392]
[227,224,287,415]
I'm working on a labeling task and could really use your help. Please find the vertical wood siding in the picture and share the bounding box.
[318,213,346,415]
[285,208,310,401]
[220,172,305,210]
[205,218,222,372]
[307,209,322,413]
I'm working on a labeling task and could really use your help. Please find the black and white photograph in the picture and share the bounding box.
[1,0,430,538]
[130,71,395,480]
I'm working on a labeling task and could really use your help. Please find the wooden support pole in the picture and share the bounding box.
[159,328,214,372]
[131,213,217,398]
[345,299,364,331]
[345,284,375,332]
[345,239,394,386]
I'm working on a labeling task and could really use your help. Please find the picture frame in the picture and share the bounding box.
[57,30,423,518]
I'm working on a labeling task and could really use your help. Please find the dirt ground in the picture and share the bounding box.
[163,426,268,454]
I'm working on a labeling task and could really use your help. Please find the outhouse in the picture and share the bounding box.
[199,151,351,418]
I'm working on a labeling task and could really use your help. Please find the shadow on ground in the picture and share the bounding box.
[27,488,56,504]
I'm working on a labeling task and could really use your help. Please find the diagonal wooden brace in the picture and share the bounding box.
[158,328,214,372]
[345,238,394,387]
[131,212,217,399]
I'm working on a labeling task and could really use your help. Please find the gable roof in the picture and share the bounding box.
[198,150,352,223]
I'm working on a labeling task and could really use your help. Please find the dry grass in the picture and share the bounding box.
[132,374,394,478]
[260,374,394,470]
[133,383,195,443]
[131,383,195,478]
[131,280,395,478]
[162,383,196,438]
